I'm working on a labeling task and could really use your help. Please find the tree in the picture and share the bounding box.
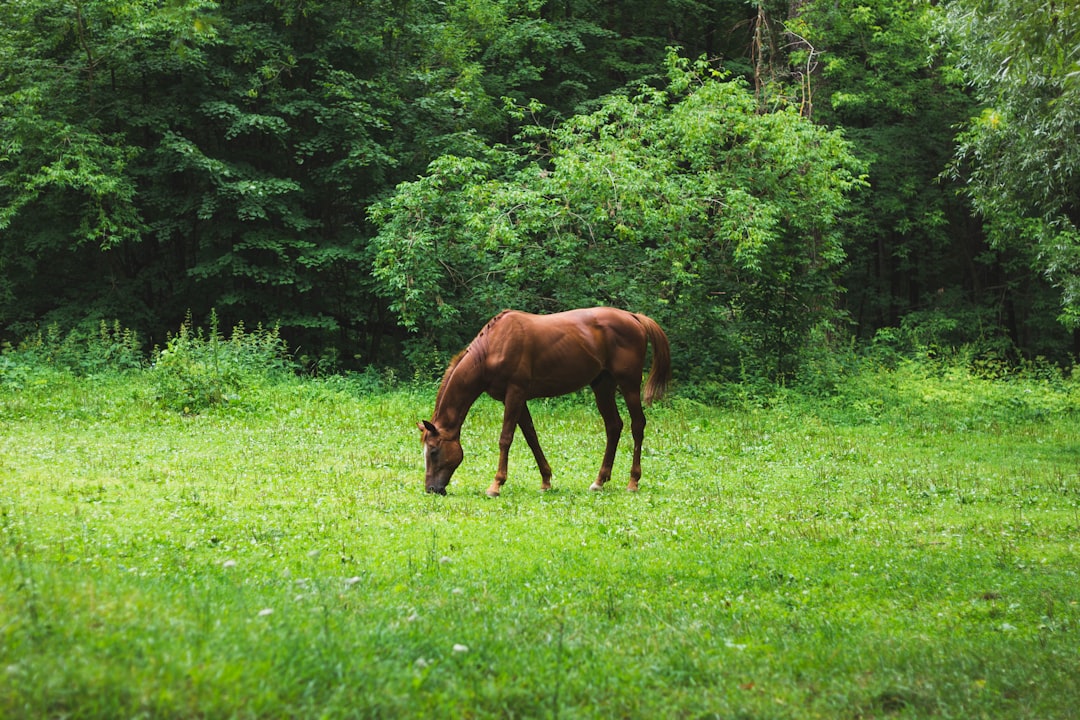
[0,0,762,366]
[0,0,216,332]
[371,53,865,381]
[949,0,1080,329]
[785,0,981,334]
[5,0,1074,371]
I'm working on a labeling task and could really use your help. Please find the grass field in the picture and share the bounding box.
[2,363,1079,718]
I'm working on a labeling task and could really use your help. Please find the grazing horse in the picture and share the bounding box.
[418,307,671,496]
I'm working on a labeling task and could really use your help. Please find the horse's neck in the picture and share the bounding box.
[433,351,486,436]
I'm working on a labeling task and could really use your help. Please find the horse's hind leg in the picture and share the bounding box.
[518,404,553,491]
[589,373,623,491]
[621,385,646,492]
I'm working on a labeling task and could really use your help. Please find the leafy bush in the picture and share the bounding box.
[370,52,866,384]
[807,352,1079,429]
[0,321,143,387]
[0,351,33,389]
[150,312,294,413]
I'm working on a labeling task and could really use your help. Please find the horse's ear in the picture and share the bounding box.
[419,420,438,436]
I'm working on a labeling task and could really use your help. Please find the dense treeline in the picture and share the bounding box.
[1,0,1078,384]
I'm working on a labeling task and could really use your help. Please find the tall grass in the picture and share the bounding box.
[1,341,1078,718]
[149,311,293,413]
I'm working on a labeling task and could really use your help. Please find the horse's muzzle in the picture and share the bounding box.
[426,485,447,496]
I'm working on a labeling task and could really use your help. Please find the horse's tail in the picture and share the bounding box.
[636,313,671,405]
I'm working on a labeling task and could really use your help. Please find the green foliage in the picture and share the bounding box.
[0,0,166,249]
[0,0,218,334]
[811,352,1080,429]
[0,320,143,387]
[372,51,865,381]
[948,0,1080,327]
[788,0,988,338]
[149,311,293,413]
[0,0,760,367]
[2,0,1079,377]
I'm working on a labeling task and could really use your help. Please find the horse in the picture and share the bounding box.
[418,307,671,496]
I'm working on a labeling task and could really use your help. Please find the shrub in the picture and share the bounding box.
[0,320,143,386]
[150,311,293,413]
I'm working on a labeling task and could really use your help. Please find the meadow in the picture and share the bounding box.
[2,357,1079,718]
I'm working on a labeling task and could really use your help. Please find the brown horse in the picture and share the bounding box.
[418,307,671,496]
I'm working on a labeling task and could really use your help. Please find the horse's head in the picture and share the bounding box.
[418,420,463,495]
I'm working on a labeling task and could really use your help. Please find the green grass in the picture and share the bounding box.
[2,365,1079,718]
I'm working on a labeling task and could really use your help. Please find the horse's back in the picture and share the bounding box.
[506,306,641,335]
[476,308,649,397]
[498,307,646,355]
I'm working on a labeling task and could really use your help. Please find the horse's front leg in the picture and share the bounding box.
[487,391,524,498]
[518,404,553,491]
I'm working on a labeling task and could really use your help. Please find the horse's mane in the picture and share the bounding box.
[433,349,467,415]
[475,309,510,338]
[432,310,511,417]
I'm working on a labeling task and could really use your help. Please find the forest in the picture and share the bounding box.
[2,0,1078,387]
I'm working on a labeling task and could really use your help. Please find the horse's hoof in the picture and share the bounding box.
[627,483,639,492]
[485,489,500,498]
[589,482,603,492]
